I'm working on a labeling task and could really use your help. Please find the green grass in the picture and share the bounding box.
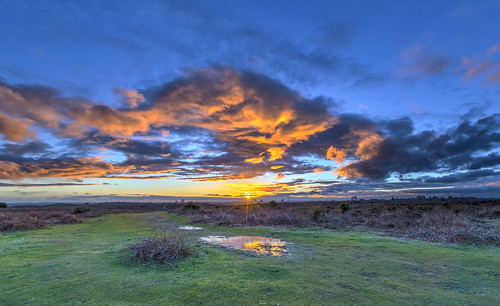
[1,212,499,305]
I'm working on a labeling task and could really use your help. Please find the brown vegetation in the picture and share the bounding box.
[124,231,196,264]
[2,198,499,246]
[184,198,500,246]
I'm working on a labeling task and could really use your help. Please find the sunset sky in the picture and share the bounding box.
[1,0,499,203]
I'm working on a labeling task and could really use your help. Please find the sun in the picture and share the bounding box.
[244,192,252,199]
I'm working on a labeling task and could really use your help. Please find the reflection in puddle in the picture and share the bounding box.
[200,236,287,256]
[178,225,203,230]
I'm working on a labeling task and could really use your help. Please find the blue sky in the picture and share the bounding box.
[0,0,499,203]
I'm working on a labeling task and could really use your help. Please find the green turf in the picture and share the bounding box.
[1,212,499,305]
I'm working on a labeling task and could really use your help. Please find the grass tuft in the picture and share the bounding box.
[124,231,196,264]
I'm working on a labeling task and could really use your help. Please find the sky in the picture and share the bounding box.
[0,0,499,203]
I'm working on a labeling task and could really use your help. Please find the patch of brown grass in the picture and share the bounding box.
[124,231,196,264]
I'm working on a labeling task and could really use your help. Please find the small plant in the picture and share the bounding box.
[338,201,351,213]
[416,204,433,211]
[440,202,451,210]
[72,205,91,214]
[124,231,196,264]
[383,205,397,212]
[183,202,200,211]
[0,202,7,208]
[308,205,327,222]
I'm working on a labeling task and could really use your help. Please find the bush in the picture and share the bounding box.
[183,202,200,211]
[308,205,327,222]
[72,205,91,214]
[338,201,351,213]
[124,231,196,264]
[0,202,7,208]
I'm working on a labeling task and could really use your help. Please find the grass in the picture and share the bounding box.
[1,212,499,305]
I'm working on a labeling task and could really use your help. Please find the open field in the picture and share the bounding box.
[1,211,499,305]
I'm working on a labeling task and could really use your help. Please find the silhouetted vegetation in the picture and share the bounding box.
[182,201,201,211]
[72,204,91,214]
[0,202,7,208]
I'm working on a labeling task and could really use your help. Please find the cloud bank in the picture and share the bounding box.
[0,67,499,197]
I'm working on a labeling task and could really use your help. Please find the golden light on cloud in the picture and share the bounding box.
[268,146,286,161]
[275,172,285,180]
[326,146,348,163]
[245,156,265,164]
[271,165,284,170]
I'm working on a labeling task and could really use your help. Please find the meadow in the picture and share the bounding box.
[1,202,499,305]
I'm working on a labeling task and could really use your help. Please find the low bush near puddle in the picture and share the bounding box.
[124,231,197,264]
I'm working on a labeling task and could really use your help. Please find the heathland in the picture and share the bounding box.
[1,199,499,304]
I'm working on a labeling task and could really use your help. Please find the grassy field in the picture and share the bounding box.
[1,212,499,305]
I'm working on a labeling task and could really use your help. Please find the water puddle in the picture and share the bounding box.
[178,225,203,230]
[200,236,288,256]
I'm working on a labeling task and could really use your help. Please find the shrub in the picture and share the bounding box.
[0,202,7,208]
[338,201,351,213]
[124,231,196,264]
[183,202,200,211]
[73,205,91,214]
[269,200,277,207]
[308,205,327,222]
[440,202,451,210]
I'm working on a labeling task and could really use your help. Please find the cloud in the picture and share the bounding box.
[0,157,133,180]
[326,146,347,163]
[461,43,500,83]
[114,88,146,108]
[0,111,32,141]
[0,182,98,187]
[398,43,449,78]
[0,67,499,195]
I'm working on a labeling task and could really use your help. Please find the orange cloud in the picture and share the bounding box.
[271,165,284,170]
[355,134,383,159]
[114,88,146,108]
[326,146,348,163]
[0,157,134,180]
[0,112,32,141]
[268,147,286,161]
[245,156,265,164]
[461,43,500,83]
[275,172,285,180]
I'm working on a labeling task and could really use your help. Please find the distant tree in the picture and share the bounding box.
[0,202,7,208]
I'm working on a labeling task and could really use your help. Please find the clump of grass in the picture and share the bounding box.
[124,231,196,264]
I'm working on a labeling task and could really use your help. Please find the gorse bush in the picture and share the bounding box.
[124,231,196,264]
[73,205,91,214]
[0,202,7,208]
[338,201,351,213]
[308,205,327,222]
[183,202,201,211]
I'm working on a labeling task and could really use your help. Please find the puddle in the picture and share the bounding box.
[200,236,288,256]
[178,225,203,230]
